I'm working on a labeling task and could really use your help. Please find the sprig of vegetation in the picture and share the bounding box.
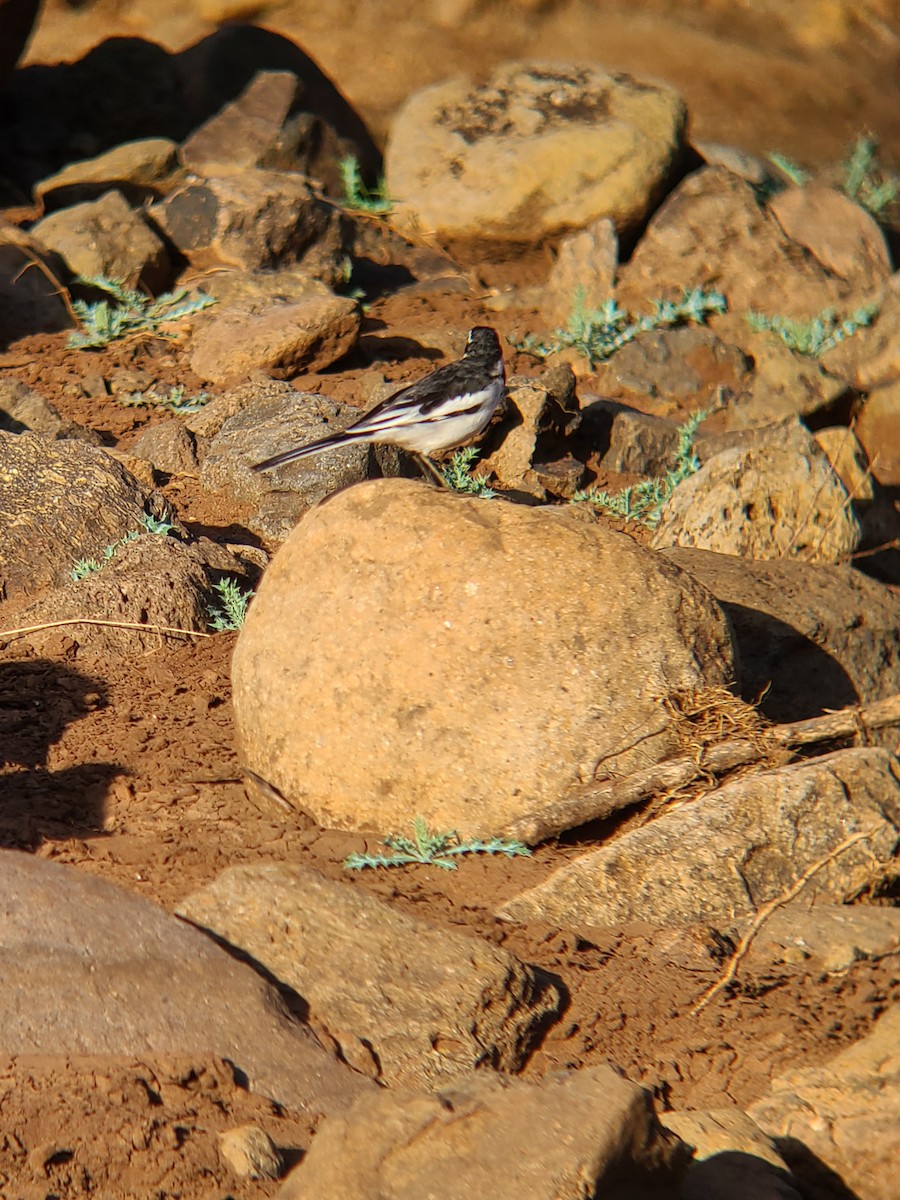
[68,276,216,349]
[746,302,880,358]
[118,384,210,415]
[573,408,709,528]
[207,577,254,632]
[843,134,898,217]
[344,816,531,871]
[517,288,727,366]
[765,152,811,187]
[441,447,496,497]
[339,156,393,215]
[70,512,176,580]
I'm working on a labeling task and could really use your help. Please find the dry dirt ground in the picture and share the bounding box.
[1,3,899,1198]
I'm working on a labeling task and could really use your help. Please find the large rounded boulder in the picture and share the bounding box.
[232,480,736,836]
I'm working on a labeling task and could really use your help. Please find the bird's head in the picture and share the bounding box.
[465,326,503,373]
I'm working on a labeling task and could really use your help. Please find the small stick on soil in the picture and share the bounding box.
[0,617,213,641]
[689,827,878,1016]
[502,692,900,846]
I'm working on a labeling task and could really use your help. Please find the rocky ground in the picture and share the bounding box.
[1,2,899,1199]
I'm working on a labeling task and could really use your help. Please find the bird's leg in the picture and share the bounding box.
[412,452,449,488]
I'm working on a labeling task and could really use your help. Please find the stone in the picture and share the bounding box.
[585,326,750,420]
[218,1124,283,1180]
[662,1108,801,1200]
[650,422,860,564]
[813,426,876,502]
[189,292,359,384]
[35,138,179,210]
[579,400,681,476]
[744,902,900,974]
[0,431,156,603]
[276,1065,688,1200]
[724,331,848,427]
[200,386,384,542]
[818,273,900,390]
[617,168,847,320]
[498,748,900,929]
[31,189,170,292]
[150,170,345,283]
[480,375,581,498]
[0,236,72,346]
[662,547,900,722]
[0,377,100,443]
[0,851,371,1114]
[10,534,213,659]
[856,379,900,487]
[177,863,564,1089]
[182,69,313,175]
[749,1005,900,1200]
[231,478,736,836]
[130,420,199,475]
[385,62,686,246]
[768,185,892,289]
[692,140,770,186]
[541,217,617,327]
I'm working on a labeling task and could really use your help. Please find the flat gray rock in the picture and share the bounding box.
[0,852,371,1116]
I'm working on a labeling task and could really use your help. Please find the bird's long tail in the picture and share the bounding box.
[252,429,362,472]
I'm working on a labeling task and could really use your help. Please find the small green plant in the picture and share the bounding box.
[573,408,710,528]
[207,577,254,632]
[70,512,176,580]
[843,134,898,217]
[746,302,880,358]
[517,288,727,366]
[765,151,810,187]
[68,276,216,349]
[344,816,532,871]
[339,156,393,215]
[119,384,210,415]
[441,447,496,497]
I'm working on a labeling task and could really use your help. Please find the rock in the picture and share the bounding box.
[0,432,157,603]
[725,331,848,427]
[178,863,563,1089]
[541,217,617,327]
[30,189,170,292]
[585,326,750,419]
[187,265,339,310]
[130,420,199,475]
[35,138,179,211]
[818,273,900,390]
[276,1065,688,1200]
[0,235,72,346]
[182,69,320,176]
[749,1005,900,1200]
[385,62,686,246]
[617,168,847,320]
[0,851,371,1115]
[11,534,213,658]
[692,140,770,186]
[498,747,900,929]
[768,186,892,290]
[744,902,900,974]
[579,400,682,476]
[0,377,100,443]
[856,379,900,487]
[813,426,876,502]
[218,1124,283,1180]
[662,1108,800,1200]
[480,375,581,498]
[189,292,359,384]
[662,547,900,722]
[650,422,860,564]
[150,170,345,283]
[231,478,736,836]
[200,386,384,542]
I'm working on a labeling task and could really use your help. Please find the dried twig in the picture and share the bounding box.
[502,692,900,845]
[0,617,212,641]
[689,828,878,1015]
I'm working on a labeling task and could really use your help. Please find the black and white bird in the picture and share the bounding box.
[252,326,506,474]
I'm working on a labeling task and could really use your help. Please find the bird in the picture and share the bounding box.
[252,326,506,476]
